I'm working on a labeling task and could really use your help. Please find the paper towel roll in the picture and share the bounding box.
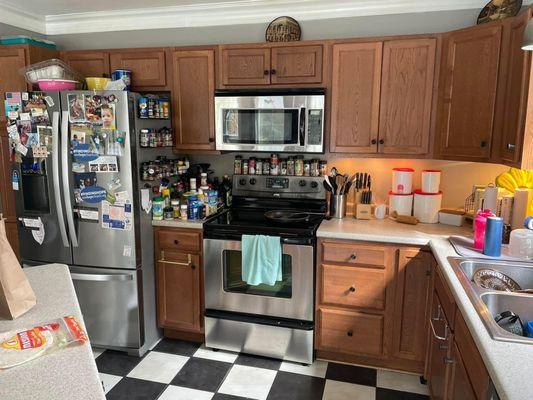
[483,186,499,213]
[511,189,532,230]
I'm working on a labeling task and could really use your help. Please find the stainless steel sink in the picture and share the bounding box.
[449,257,533,345]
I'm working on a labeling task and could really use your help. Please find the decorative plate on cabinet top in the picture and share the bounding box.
[477,0,522,24]
[266,16,301,42]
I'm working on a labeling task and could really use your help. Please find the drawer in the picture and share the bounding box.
[157,229,201,252]
[320,264,386,310]
[318,308,383,356]
[321,242,388,268]
[434,267,456,330]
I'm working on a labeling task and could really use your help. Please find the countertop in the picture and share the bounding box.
[0,264,105,400]
[151,219,204,229]
[318,218,533,400]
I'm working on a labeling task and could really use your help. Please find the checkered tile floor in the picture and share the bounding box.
[93,338,430,400]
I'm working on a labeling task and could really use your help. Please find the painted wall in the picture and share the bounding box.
[0,22,45,38]
[188,153,509,209]
[43,9,482,50]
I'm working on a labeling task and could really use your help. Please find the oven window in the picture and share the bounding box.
[222,250,292,298]
[222,109,299,145]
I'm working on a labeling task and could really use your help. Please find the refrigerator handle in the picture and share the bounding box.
[52,111,69,248]
[61,111,79,247]
[70,272,134,282]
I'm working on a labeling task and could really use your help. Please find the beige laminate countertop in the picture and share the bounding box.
[151,219,204,229]
[0,264,105,400]
[317,218,533,400]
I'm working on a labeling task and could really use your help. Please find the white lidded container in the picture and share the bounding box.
[421,170,441,194]
[389,191,413,216]
[392,168,414,194]
[413,190,442,223]
[509,229,533,260]
[438,209,464,226]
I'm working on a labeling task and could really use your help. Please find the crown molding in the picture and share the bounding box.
[0,0,531,36]
[0,1,46,34]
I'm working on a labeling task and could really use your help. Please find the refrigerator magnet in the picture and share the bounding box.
[80,185,107,203]
[68,93,86,123]
[72,143,99,162]
[5,92,22,121]
[101,104,116,130]
[44,96,54,107]
[15,143,28,156]
[77,207,99,222]
[7,124,19,140]
[37,126,53,152]
[31,146,48,159]
[72,163,86,173]
[75,172,97,189]
[17,120,31,145]
[85,95,102,123]
[27,132,39,148]
[12,171,19,191]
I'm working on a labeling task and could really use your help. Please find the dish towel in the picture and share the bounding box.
[241,235,282,286]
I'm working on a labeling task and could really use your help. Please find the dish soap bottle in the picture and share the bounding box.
[474,209,493,250]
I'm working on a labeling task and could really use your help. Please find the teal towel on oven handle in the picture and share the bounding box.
[241,234,282,286]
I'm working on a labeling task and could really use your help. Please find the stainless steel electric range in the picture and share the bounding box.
[203,175,326,364]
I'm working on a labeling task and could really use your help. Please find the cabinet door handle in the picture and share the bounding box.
[348,286,356,293]
[432,304,442,321]
[371,139,377,145]
[379,139,385,145]
[349,253,357,260]
[480,141,487,148]
[430,319,448,341]
[209,138,215,143]
[159,251,193,268]
[270,69,276,75]
[443,357,455,365]
[347,330,353,337]
[264,70,270,75]
[174,239,180,245]
[507,143,515,150]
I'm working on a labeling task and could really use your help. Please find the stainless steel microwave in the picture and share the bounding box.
[214,89,325,153]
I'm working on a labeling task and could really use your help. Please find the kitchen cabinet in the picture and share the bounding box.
[60,51,111,78]
[378,39,436,155]
[0,47,27,124]
[172,49,216,152]
[436,23,503,161]
[219,43,325,87]
[392,248,433,369]
[316,239,433,373]
[155,227,204,336]
[330,38,436,155]
[498,9,531,167]
[110,49,168,89]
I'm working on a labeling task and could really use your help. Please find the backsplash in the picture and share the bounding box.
[189,153,508,208]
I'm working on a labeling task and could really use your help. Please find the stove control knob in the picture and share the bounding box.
[239,178,247,186]
[249,178,257,185]
[310,181,318,189]
[299,180,307,187]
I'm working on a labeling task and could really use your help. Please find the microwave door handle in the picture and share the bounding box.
[299,107,306,146]
[52,111,69,247]
[61,111,79,247]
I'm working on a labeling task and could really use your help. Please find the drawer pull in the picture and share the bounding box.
[507,143,516,150]
[443,357,455,365]
[174,239,179,245]
[349,253,357,260]
[430,319,448,342]
[347,330,353,337]
[431,304,442,321]
[348,286,356,293]
[159,251,193,268]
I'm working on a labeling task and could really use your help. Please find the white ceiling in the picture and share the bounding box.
[0,0,531,35]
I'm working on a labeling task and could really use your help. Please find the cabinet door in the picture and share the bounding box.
[379,39,436,155]
[0,135,16,220]
[172,49,215,151]
[61,51,110,78]
[330,42,382,153]
[4,220,19,259]
[220,47,271,86]
[110,50,167,88]
[499,10,531,166]
[447,342,477,400]
[437,25,502,160]
[0,47,27,124]
[427,291,453,400]
[156,250,202,332]
[271,45,323,84]
[392,249,433,364]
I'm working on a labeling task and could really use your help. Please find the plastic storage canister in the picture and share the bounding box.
[392,168,414,194]
[509,229,533,259]
[474,209,494,250]
[152,197,164,220]
[483,217,503,257]
[413,190,442,224]
[421,170,441,194]
[389,191,413,216]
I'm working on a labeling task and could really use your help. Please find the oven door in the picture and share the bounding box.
[204,238,314,321]
[214,93,324,153]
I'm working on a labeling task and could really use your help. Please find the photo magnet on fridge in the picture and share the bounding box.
[101,103,116,130]
[17,120,31,146]
[4,92,22,121]
[27,131,40,148]
[75,172,97,189]
[37,125,53,152]
[68,93,86,123]
[85,95,102,124]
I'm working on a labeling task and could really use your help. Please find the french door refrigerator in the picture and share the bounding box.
[4,90,160,356]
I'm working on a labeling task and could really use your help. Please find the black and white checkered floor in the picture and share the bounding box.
[93,338,430,400]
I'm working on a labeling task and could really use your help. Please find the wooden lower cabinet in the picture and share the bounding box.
[155,227,204,337]
[316,239,431,373]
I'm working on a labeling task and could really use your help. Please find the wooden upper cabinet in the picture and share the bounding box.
[499,10,531,166]
[330,42,382,153]
[220,47,271,86]
[270,45,323,84]
[0,47,27,124]
[61,51,110,78]
[379,39,436,155]
[392,248,433,366]
[172,49,215,151]
[110,50,167,89]
[436,24,503,160]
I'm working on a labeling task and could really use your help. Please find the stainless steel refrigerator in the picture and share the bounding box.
[4,90,162,356]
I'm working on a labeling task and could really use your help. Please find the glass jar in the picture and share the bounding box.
[234,156,242,175]
[295,156,304,176]
[319,160,328,176]
[180,204,188,220]
[171,199,180,219]
[200,172,208,187]
[280,159,287,176]
[287,157,295,176]
[249,158,256,175]
[255,158,263,175]
[242,159,249,175]
[262,158,270,175]
[311,159,320,177]
[270,154,279,176]
[140,129,150,147]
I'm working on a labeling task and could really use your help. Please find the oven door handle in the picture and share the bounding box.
[299,107,306,146]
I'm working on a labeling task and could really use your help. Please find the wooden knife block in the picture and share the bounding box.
[355,204,372,220]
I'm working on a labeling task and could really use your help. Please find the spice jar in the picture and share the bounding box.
[171,199,180,219]
[163,206,174,221]
[287,157,295,176]
[280,159,287,175]
[200,172,208,187]
[295,156,304,176]
[249,157,256,175]
[234,156,242,175]
[311,159,320,177]
[262,158,270,175]
[180,204,188,220]
[242,159,249,175]
[256,158,263,175]
[319,160,328,176]
[303,159,311,176]
[270,154,279,176]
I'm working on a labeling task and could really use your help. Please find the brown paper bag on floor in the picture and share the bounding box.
[0,216,36,319]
